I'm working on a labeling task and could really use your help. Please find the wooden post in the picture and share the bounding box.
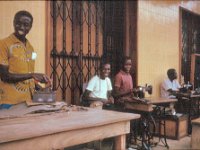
[114,134,126,150]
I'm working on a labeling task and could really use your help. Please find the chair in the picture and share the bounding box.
[80,83,88,106]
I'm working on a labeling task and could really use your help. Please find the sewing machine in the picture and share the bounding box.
[180,82,193,93]
[133,84,153,99]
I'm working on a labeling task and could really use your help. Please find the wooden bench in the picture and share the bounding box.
[191,118,200,149]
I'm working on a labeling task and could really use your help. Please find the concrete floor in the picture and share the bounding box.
[152,136,191,150]
[128,136,192,150]
[65,135,192,150]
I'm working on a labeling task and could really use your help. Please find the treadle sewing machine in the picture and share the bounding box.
[122,85,177,150]
[175,82,200,134]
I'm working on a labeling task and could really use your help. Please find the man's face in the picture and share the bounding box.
[169,71,177,80]
[101,64,111,78]
[123,59,132,73]
[173,71,178,80]
[14,15,32,38]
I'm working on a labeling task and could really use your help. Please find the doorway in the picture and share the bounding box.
[181,8,200,89]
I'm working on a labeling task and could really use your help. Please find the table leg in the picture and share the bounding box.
[162,112,169,148]
[153,106,169,148]
[188,100,192,134]
[114,134,126,150]
[198,99,200,116]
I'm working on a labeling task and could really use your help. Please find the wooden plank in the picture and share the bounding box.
[147,97,177,104]
[124,97,177,112]
[178,92,200,98]
[191,124,200,149]
[0,108,140,143]
[125,102,153,112]
[179,119,188,138]
[0,120,130,150]
[192,118,200,125]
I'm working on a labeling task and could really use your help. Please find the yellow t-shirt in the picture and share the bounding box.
[0,34,35,104]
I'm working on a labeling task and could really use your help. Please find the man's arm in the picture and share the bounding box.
[82,89,107,101]
[167,88,179,96]
[113,86,133,98]
[0,64,50,84]
[82,89,114,105]
[107,90,114,104]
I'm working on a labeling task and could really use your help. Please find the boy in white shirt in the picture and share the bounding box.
[82,61,114,108]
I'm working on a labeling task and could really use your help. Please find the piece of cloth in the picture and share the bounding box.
[0,102,68,119]
[0,104,12,109]
[0,34,35,104]
[114,70,133,92]
[86,75,112,100]
[161,78,181,98]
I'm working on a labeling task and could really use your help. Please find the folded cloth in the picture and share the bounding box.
[0,101,68,119]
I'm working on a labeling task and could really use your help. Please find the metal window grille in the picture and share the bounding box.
[48,1,124,104]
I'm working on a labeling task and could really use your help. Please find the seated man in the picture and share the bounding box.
[82,61,114,149]
[161,68,181,99]
[82,61,114,109]
[113,56,137,146]
[113,56,135,106]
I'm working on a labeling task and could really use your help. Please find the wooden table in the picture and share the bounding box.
[0,108,140,150]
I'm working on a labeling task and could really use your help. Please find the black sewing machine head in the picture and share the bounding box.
[134,85,153,98]
[180,82,193,93]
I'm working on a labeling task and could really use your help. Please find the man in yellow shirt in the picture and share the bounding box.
[0,10,50,109]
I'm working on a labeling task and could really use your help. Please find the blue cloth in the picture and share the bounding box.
[0,104,12,109]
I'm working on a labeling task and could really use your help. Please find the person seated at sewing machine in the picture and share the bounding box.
[81,61,114,150]
[161,68,181,99]
[113,56,134,104]
[113,56,151,105]
[0,10,51,109]
[82,61,114,109]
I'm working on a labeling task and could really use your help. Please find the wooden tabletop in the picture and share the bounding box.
[146,97,177,104]
[124,97,177,112]
[177,92,200,98]
[0,108,140,144]
[131,97,177,104]
[192,118,200,125]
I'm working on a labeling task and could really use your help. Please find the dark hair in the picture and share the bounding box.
[167,68,176,77]
[14,10,33,24]
[122,56,132,65]
[99,60,110,70]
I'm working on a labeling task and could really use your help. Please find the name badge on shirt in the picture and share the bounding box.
[32,52,37,60]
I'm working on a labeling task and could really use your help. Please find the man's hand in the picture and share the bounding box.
[32,73,51,84]
[108,97,114,104]
[104,97,114,105]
